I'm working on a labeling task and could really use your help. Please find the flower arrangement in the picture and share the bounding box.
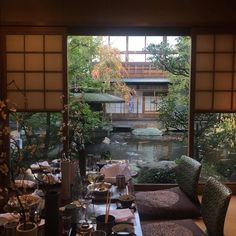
[0,99,16,177]
[0,99,58,230]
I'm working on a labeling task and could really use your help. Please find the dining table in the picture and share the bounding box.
[67,179,143,236]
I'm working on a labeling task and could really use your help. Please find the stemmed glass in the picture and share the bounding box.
[79,191,93,223]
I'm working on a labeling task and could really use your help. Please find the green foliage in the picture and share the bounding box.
[194,113,236,180]
[9,112,62,171]
[209,114,236,150]
[68,36,102,87]
[91,45,133,101]
[68,96,105,157]
[68,37,133,101]
[147,37,190,77]
[101,151,111,160]
[201,162,225,181]
[67,36,132,158]
[136,167,176,184]
[158,95,188,131]
[147,37,190,131]
[195,113,236,160]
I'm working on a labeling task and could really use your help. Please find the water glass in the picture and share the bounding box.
[116,174,126,189]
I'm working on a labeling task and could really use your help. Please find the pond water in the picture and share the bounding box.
[85,132,188,168]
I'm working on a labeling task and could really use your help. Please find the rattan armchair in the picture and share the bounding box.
[136,155,202,220]
[142,177,232,236]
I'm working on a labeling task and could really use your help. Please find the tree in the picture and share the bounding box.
[68,37,134,100]
[10,112,61,159]
[147,37,190,131]
[68,36,102,87]
[91,45,134,101]
[68,37,134,175]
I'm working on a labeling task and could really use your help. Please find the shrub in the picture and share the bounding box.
[136,167,176,184]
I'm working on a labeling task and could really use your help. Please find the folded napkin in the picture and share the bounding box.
[15,180,36,188]
[38,161,50,167]
[52,159,61,163]
[0,213,20,223]
[30,163,40,169]
[109,208,134,223]
[100,163,132,183]
[30,161,50,170]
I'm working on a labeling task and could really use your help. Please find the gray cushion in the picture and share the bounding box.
[142,219,206,236]
[176,155,201,205]
[136,187,201,220]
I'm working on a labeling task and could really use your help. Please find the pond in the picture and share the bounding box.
[85,131,188,169]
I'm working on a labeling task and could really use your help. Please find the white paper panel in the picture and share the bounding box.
[25,54,44,71]
[6,33,65,112]
[214,73,232,90]
[214,92,231,110]
[195,73,213,90]
[45,54,62,71]
[196,54,214,71]
[7,54,24,70]
[45,73,63,90]
[25,35,44,52]
[215,35,234,52]
[215,53,233,71]
[45,92,63,109]
[27,92,44,109]
[6,35,24,52]
[45,35,62,52]
[25,73,44,90]
[7,73,24,90]
[196,35,214,52]
[195,92,212,110]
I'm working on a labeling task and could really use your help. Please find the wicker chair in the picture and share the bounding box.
[136,155,202,220]
[141,177,232,236]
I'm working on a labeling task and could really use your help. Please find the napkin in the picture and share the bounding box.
[100,163,132,183]
[15,180,36,188]
[30,161,50,170]
[38,161,50,167]
[30,163,40,170]
[0,213,20,223]
[109,208,134,223]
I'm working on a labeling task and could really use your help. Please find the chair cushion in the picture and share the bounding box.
[142,219,206,236]
[136,187,201,220]
[176,155,201,204]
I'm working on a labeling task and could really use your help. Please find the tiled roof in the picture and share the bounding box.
[73,93,125,103]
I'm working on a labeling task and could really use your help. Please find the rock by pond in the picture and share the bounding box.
[132,128,163,136]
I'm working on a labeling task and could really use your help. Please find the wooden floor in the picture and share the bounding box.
[194,195,236,236]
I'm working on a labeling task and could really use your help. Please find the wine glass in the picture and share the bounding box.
[79,192,92,223]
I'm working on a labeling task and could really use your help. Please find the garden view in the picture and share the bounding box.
[8,35,236,184]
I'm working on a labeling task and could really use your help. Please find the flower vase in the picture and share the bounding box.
[16,222,37,236]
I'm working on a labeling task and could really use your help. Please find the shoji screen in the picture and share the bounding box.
[3,28,67,111]
[189,30,236,156]
[192,32,236,112]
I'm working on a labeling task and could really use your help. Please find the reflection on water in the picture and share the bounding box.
[86,132,188,166]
